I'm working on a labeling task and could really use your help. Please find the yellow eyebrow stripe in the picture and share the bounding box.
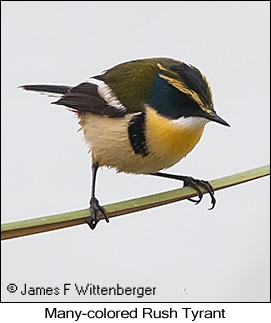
[157,63,213,115]
[159,73,204,108]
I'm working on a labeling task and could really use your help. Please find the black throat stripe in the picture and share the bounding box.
[128,111,149,157]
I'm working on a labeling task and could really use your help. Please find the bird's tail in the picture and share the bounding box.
[20,84,72,97]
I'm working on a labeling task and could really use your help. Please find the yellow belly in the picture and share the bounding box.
[79,106,207,174]
[145,106,206,163]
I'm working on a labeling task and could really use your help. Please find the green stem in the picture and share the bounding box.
[1,165,270,240]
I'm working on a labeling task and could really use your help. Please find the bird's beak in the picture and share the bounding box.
[209,111,230,127]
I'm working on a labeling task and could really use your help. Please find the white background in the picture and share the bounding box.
[1,1,270,303]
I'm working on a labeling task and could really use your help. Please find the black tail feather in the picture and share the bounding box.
[20,84,71,95]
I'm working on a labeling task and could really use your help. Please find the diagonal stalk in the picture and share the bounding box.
[1,165,270,240]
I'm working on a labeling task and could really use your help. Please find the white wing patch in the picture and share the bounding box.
[86,78,126,113]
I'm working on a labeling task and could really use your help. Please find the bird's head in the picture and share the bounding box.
[149,58,230,127]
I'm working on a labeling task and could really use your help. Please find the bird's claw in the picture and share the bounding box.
[183,177,216,210]
[86,197,109,230]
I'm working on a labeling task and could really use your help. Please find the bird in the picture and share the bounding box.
[21,57,230,229]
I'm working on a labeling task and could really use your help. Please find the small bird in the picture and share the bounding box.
[21,57,230,229]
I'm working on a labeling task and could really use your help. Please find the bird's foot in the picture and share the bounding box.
[86,197,109,230]
[182,176,216,210]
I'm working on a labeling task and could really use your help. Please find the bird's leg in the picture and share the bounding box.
[149,172,216,210]
[86,162,109,230]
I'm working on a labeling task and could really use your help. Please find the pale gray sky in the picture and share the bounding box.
[2,1,270,302]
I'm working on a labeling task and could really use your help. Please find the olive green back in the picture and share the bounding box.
[102,58,177,113]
